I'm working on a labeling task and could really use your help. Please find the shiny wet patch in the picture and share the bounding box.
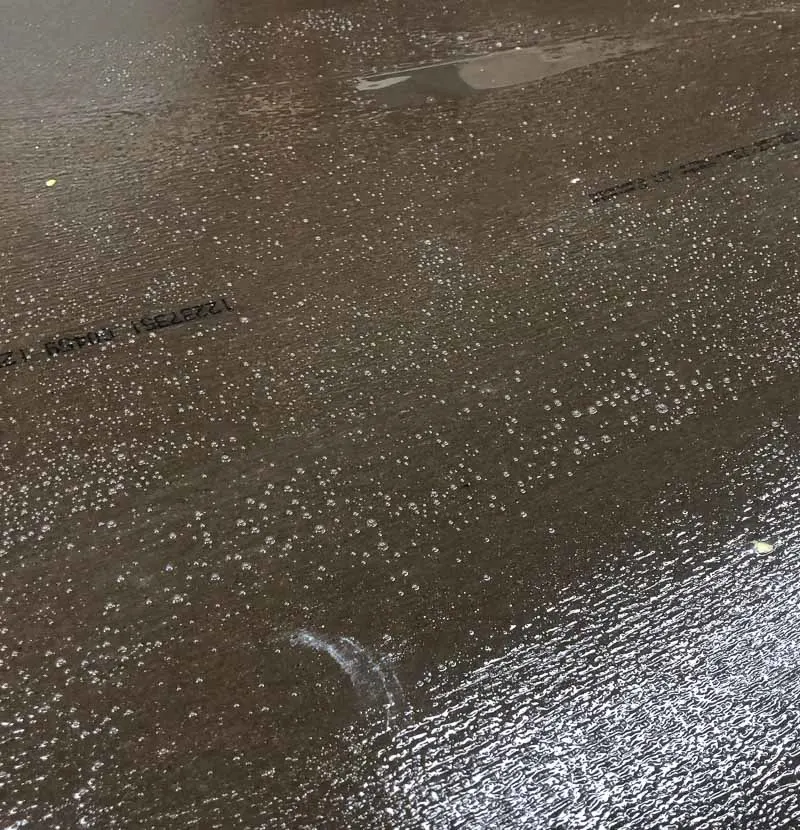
[356,37,653,106]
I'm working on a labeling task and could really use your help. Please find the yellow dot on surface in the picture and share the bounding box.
[753,540,774,554]
[45,178,57,187]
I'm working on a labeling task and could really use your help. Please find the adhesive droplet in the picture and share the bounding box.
[45,178,57,187]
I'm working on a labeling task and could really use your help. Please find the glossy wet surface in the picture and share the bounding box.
[1,1,799,827]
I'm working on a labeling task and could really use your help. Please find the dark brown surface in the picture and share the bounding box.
[1,1,800,827]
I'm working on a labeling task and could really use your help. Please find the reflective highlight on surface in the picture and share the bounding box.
[359,429,800,828]
[356,37,654,105]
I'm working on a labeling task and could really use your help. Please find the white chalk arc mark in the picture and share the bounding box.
[288,629,405,726]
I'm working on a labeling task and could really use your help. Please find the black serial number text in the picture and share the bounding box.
[131,297,232,334]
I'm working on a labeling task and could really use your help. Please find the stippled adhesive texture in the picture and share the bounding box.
[2,0,800,827]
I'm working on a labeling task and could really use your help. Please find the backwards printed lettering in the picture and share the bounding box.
[1,295,235,372]
[590,129,800,204]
